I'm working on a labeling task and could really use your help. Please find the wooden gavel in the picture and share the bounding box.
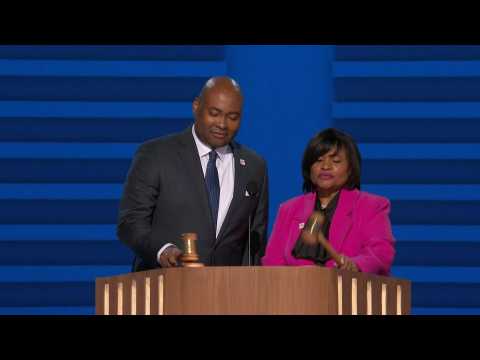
[300,211,344,267]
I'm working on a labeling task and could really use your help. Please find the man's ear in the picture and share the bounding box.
[192,97,200,115]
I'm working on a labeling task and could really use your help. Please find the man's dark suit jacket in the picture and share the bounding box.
[117,127,269,272]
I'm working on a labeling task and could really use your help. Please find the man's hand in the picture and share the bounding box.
[159,246,183,268]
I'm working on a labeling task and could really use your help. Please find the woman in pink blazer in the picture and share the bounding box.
[262,128,395,275]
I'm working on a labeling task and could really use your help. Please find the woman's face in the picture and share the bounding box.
[310,146,350,194]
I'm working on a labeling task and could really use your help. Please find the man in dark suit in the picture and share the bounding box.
[117,77,269,271]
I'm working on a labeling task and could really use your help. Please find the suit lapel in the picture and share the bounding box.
[215,142,248,244]
[176,128,216,242]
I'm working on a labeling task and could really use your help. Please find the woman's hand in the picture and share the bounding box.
[338,255,359,272]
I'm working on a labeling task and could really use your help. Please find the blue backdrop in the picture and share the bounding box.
[1,45,479,315]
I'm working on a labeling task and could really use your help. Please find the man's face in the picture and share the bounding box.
[193,88,243,148]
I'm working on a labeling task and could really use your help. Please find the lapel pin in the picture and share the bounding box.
[299,223,305,229]
[245,190,250,197]
[240,159,246,166]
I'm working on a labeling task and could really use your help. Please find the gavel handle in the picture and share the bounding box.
[316,233,343,266]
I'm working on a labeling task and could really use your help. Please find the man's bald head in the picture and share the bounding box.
[197,76,243,105]
[193,76,244,149]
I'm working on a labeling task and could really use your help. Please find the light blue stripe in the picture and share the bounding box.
[363,184,480,200]
[0,184,123,199]
[0,142,139,158]
[359,143,480,159]
[0,266,130,282]
[0,101,191,118]
[0,59,226,77]
[334,61,480,77]
[391,266,480,283]
[412,307,480,315]
[393,225,480,242]
[333,102,480,118]
[0,307,94,315]
[0,225,117,241]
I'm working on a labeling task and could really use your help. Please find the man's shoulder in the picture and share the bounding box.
[138,129,190,153]
[234,142,266,169]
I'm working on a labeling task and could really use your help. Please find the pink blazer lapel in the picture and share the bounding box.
[329,189,358,251]
[288,193,316,249]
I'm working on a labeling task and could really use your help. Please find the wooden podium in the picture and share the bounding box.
[96,266,411,315]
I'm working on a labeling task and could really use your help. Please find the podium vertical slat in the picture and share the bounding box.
[117,282,123,315]
[158,275,164,315]
[109,280,117,316]
[131,279,137,315]
[337,275,343,315]
[145,277,151,315]
[396,284,402,315]
[402,281,411,315]
[366,280,373,315]
[149,274,159,315]
[341,271,352,315]
[372,280,382,315]
[387,281,397,315]
[123,277,132,315]
[136,275,146,315]
[355,276,367,315]
[95,279,105,315]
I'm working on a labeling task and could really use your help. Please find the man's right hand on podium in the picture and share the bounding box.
[159,246,183,268]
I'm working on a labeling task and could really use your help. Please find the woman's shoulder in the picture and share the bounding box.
[279,193,316,210]
[347,189,391,209]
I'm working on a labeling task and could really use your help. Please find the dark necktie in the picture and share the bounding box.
[205,150,220,229]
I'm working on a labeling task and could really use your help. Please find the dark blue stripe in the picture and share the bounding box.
[0,118,191,142]
[362,160,480,184]
[412,282,480,308]
[333,102,480,118]
[334,118,480,143]
[1,199,478,225]
[4,184,480,201]
[391,201,480,225]
[0,241,132,265]
[0,282,94,307]
[0,60,225,77]
[0,225,117,241]
[359,144,480,160]
[335,78,480,102]
[0,101,191,118]
[412,307,480,315]
[334,61,480,77]
[0,46,225,61]
[0,200,119,224]
[0,159,131,183]
[0,306,94,315]
[0,281,479,308]
[0,76,207,102]
[0,184,123,200]
[393,225,480,242]
[362,185,480,201]
[0,265,129,282]
[335,46,480,61]
[2,159,479,184]
[394,242,480,267]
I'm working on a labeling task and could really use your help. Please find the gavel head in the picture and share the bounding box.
[180,233,199,262]
[300,211,326,246]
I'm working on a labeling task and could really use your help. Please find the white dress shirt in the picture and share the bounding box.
[157,125,235,263]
